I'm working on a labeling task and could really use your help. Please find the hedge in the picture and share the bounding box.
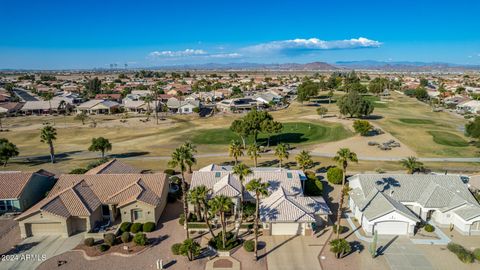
[143,222,156,232]
[84,238,95,247]
[327,167,343,185]
[120,222,132,233]
[104,233,116,246]
[121,232,131,243]
[447,242,475,263]
[131,222,143,233]
[473,248,480,261]
[133,233,148,246]
[243,240,255,252]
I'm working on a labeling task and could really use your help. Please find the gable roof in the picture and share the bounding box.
[85,159,142,175]
[17,173,166,220]
[0,171,52,199]
[360,188,420,222]
[213,174,242,197]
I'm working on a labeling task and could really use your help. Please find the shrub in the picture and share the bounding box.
[179,214,185,226]
[242,202,256,219]
[98,244,110,252]
[121,232,131,243]
[130,222,143,233]
[84,237,95,247]
[133,232,148,246]
[473,248,480,261]
[353,120,373,136]
[304,177,323,196]
[120,222,132,233]
[171,243,182,255]
[327,167,343,185]
[243,240,255,252]
[447,242,475,263]
[143,222,156,232]
[424,224,435,232]
[164,169,176,175]
[104,233,116,246]
[332,225,347,234]
[208,231,240,251]
[70,168,88,174]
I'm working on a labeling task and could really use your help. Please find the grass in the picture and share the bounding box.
[398,118,435,125]
[362,95,388,108]
[428,131,469,147]
[187,122,352,146]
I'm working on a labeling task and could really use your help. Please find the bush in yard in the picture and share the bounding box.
[243,240,255,252]
[327,167,343,185]
[329,238,351,259]
[98,244,110,252]
[473,248,480,261]
[84,237,95,247]
[120,222,132,233]
[332,225,347,234]
[121,232,131,243]
[133,232,148,246]
[353,120,373,136]
[447,242,475,263]
[130,222,143,233]
[104,233,116,246]
[424,224,435,232]
[143,222,156,232]
[242,202,256,219]
[171,243,182,255]
[179,214,185,226]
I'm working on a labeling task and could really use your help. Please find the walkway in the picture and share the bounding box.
[205,257,240,270]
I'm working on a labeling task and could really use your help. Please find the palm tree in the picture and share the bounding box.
[232,163,252,239]
[333,148,358,239]
[329,238,352,259]
[40,124,57,163]
[74,112,89,125]
[400,156,424,174]
[168,145,191,240]
[143,95,153,120]
[194,185,216,238]
[43,92,54,124]
[274,143,289,168]
[246,178,269,260]
[182,142,197,174]
[209,195,233,250]
[180,238,201,261]
[229,140,243,165]
[295,150,314,171]
[247,143,261,167]
[188,187,203,222]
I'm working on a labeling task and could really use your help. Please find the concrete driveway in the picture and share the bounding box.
[380,237,433,270]
[1,234,83,270]
[263,235,322,270]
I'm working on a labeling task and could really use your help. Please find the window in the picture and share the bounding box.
[4,200,13,211]
[133,209,143,220]
[0,201,5,211]
[102,205,110,216]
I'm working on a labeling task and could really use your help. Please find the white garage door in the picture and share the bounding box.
[271,223,300,235]
[28,222,63,236]
[374,221,409,235]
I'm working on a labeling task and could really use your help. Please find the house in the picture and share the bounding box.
[456,100,480,114]
[166,97,199,114]
[20,98,69,115]
[0,102,23,115]
[216,98,260,112]
[348,174,480,236]
[76,99,120,115]
[0,170,55,214]
[254,92,282,105]
[85,159,143,175]
[15,172,168,238]
[190,164,331,236]
[94,93,122,102]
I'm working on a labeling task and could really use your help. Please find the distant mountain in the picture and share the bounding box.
[336,60,480,71]
[150,61,338,71]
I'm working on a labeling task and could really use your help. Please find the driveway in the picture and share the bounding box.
[380,236,433,270]
[0,234,83,270]
[263,235,322,270]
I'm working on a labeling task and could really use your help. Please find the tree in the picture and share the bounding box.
[295,150,313,171]
[329,238,351,259]
[337,91,374,118]
[333,148,358,239]
[241,110,274,143]
[42,92,54,116]
[261,120,283,147]
[88,137,112,158]
[297,80,319,103]
[188,187,204,223]
[245,179,269,260]
[74,112,89,125]
[369,230,378,258]
[40,124,57,163]
[192,185,216,238]
[400,156,424,174]
[230,119,248,148]
[209,195,233,250]
[232,163,252,239]
[179,239,201,261]
[0,139,19,167]
[247,143,261,167]
[465,117,480,140]
[353,120,373,136]
[85,77,102,97]
[182,142,197,173]
[229,140,243,165]
[274,143,289,168]
[316,106,328,118]
[326,167,343,185]
[143,95,153,120]
[327,90,334,104]
[169,145,192,240]
[419,78,429,87]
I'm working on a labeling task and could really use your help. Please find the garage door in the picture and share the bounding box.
[28,223,63,236]
[271,223,300,235]
[374,221,408,235]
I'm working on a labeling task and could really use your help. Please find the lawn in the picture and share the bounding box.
[428,131,469,147]
[362,95,388,108]
[187,122,352,146]
[398,118,435,125]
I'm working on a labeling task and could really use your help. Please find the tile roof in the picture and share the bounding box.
[85,159,143,175]
[17,173,166,220]
[0,171,51,199]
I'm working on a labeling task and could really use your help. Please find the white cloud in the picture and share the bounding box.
[244,37,382,54]
[149,49,207,58]
[208,53,242,58]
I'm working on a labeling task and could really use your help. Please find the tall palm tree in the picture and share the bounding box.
[40,124,57,163]
[143,95,153,120]
[247,143,261,167]
[183,142,197,173]
[43,92,54,124]
[333,148,358,240]
[188,187,203,222]
[168,145,191,240]
[274,143,289,168]
[232,163,252,239]
[229,140,243,165]
[195,185,216,238]
[400,156,424,174]
[246,178,269,260]
[209,195,233,250]
[295,150,314,171]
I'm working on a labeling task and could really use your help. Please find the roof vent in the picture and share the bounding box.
[215,172,221,178]
[287,172,293,179]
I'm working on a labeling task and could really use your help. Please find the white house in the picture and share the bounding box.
[76,99,120,114]
[166,97,199,114]
[348,174,480,236]
[190,164,331,236]
[456,100,480,114]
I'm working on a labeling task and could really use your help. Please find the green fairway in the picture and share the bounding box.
[362,95,388,108]
[187,122,352,146]
[428,131,469,147]
[399,118,435,125]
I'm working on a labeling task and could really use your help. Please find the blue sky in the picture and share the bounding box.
[1,0,480,69]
